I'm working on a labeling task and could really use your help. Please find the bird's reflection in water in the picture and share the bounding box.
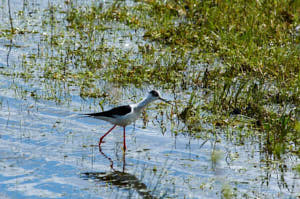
[82,148,156,199]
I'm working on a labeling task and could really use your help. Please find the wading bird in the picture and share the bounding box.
[83,90,170,151]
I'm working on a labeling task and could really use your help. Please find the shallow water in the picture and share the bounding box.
[0,0,299,198]
[0,73,299,198]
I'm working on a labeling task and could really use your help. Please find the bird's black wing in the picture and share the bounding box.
[84,105,132,118]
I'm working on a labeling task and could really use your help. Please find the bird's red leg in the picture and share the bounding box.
[99,125,117,149]
[123,127,126,151]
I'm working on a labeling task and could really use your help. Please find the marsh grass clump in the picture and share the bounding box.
[221,183,236,199]
[142,0,299,157]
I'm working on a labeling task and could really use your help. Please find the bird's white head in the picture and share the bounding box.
[136,90,170,110]
[148,90,170,103]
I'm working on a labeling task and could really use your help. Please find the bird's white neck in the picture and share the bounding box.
[135,96,155,111]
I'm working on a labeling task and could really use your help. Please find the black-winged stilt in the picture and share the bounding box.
[83,90,169,151]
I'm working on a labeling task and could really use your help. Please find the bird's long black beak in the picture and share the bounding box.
[159,97,171,104]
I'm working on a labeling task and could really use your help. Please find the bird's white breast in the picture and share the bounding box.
[115,104,141,126]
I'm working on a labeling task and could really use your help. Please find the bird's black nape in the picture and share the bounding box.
[149,90,159,97]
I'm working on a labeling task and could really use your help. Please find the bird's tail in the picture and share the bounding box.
[65,113,89,119]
